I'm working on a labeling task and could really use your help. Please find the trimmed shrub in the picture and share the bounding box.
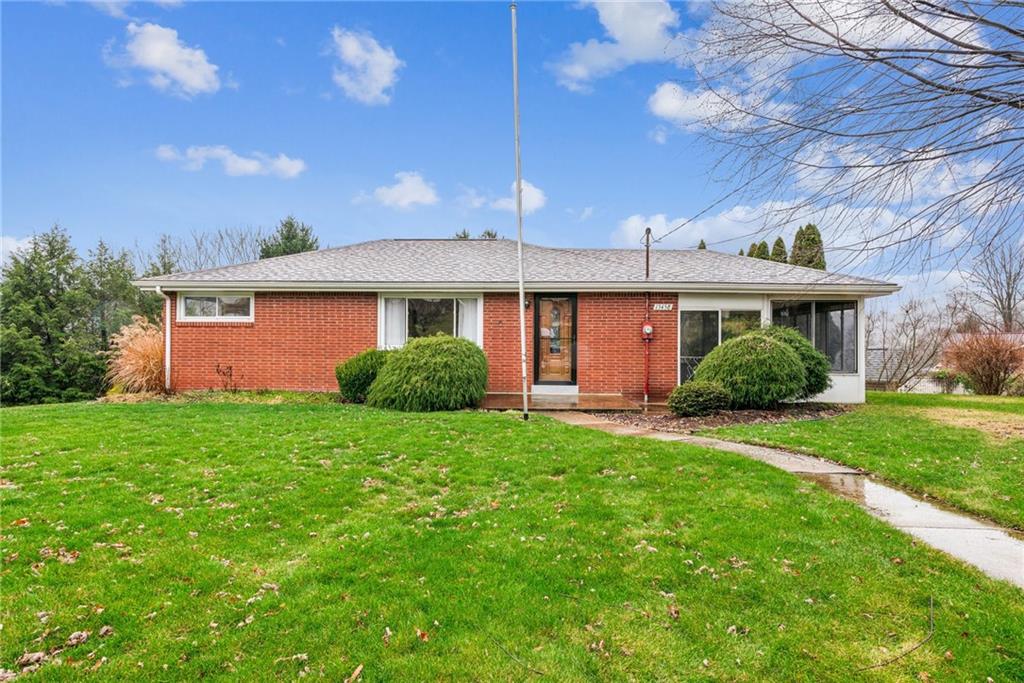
[693,334,805,409]
[367,335,488,412]
[335,349,391,403]
[751,326,831,399]
[667,380,731,417]
[105,316,164,393]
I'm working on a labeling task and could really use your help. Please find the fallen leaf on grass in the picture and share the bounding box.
[66,631,89,647]
[99,626,114,638]
[668,604,680,620]
[416,628,429,642]
[345,663,364,683]
[0,669,17,681]
[10,518,30,527]
[17,652,45,668]
[383,627,392,646]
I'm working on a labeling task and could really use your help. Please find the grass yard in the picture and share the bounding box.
[2,399,1022,680]
[711,392,1024,530]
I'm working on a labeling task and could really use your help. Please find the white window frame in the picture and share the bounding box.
[377,293,485,350]
[177,291,255,323]
[677,306,762,383]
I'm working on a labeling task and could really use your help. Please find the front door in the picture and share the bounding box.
[535,294,576,384]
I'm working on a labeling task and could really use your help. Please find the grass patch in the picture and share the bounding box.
[2,401,1022,680]
[710,392,1024,529]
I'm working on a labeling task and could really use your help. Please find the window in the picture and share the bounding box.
[679,311,719,381]
[721,310,761,342]
[679,309,762,380]
[773,300,858,373]
[381,296,481,348]
[179,293,253,321]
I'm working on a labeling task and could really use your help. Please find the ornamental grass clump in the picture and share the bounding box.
[750,326,831,399]
[667,380,731,417]
[335,349,391,403]
[106,315,164,393]
[366,335,488,412]
[693,334,805,409]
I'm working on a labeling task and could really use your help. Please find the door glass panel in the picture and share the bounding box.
[680,310,719,381]
[537,296,574,383]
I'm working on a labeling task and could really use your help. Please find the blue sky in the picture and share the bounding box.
[3,1,737,257]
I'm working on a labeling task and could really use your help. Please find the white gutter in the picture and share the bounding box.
[134,280,900,297]
[155,286,171,392]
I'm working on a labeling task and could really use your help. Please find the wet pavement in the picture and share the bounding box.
[540,411,1024,589]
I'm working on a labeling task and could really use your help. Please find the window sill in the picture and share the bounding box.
[176,320,255,327]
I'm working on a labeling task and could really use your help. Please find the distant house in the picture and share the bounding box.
[134,239,899,403]
[868,333,1024,393]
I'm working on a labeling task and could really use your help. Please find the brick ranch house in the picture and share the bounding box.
[133,239,899,403]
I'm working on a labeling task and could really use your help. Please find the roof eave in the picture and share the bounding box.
[133,279,900,297]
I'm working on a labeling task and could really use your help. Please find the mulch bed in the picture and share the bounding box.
[605,403,850,433]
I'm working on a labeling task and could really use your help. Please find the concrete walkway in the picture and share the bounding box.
[541,411,1024,589]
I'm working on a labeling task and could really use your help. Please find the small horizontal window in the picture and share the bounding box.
[179,293,253,321]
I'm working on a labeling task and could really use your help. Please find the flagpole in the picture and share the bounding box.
[510,2,529,421]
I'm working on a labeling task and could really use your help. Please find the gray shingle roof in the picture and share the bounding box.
[134,239,898,294]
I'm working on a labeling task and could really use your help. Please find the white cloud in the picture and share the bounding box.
[551,0,688,92]
[649,81,791,132]
[156,144,307,178]
[90,1,130,18]
[106,22,220,97]
[567,206,594,222]
[365,172,439,209]
[1,235,33,271]
[611,202,798,251]
[456,185,487,210]
[491,180,547,215]
[330,26,403,105]
[648,126,669,145]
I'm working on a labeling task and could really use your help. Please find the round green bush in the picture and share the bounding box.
[366,335,488,412]
[335,349,391,403]
[667,380,731,417]
[693,334,805,409]
[750,326,831,399]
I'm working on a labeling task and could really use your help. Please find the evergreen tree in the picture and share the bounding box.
[790,223,826,269]
[143,234,179,277]
[737,248,745,256]
[754,240,770,259]
[697,239,707,249]
[0,226,106,405]
[453,229,471,239]
[748,242,759,257]
[259,216,319,259]
[770,237,788,263]
[87,241,139,348]
[478,229,499,239]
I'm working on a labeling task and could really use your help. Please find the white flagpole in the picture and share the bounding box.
[510,2,529,421]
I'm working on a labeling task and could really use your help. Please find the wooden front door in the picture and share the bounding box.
[534,295,576,384]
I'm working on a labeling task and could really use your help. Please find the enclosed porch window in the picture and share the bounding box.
[772,300,858,373]
[679,308,762,381]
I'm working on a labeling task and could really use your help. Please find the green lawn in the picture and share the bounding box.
[2,399,1022,681]
[711,392,1024,530]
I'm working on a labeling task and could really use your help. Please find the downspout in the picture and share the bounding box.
[155,286,171,392]
[643,228,652,408]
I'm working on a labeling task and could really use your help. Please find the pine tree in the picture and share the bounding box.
[754,240,770,259]
[143,234,179,277]
[737,248,745,256]
[478,229,498,239]
[748,242,759,257]
[770,237,788,263]
[790,223,826,269]
[697,239,707,249]
[259,216,319,259]
[87,241,139,348]
[0,226,106,405]
[454,229,470,239]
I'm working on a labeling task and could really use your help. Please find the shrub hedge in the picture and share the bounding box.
[335,349,391,403]
[366,335,488,412]
[667,380,731,417]
[693,334,805,409]
[750,326,831,399]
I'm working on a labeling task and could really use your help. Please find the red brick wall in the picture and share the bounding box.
[482,292,677,399]
[576,293,678,400]
[169,292,377,391]
[482,293,534,393]
[168,290,679,399]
